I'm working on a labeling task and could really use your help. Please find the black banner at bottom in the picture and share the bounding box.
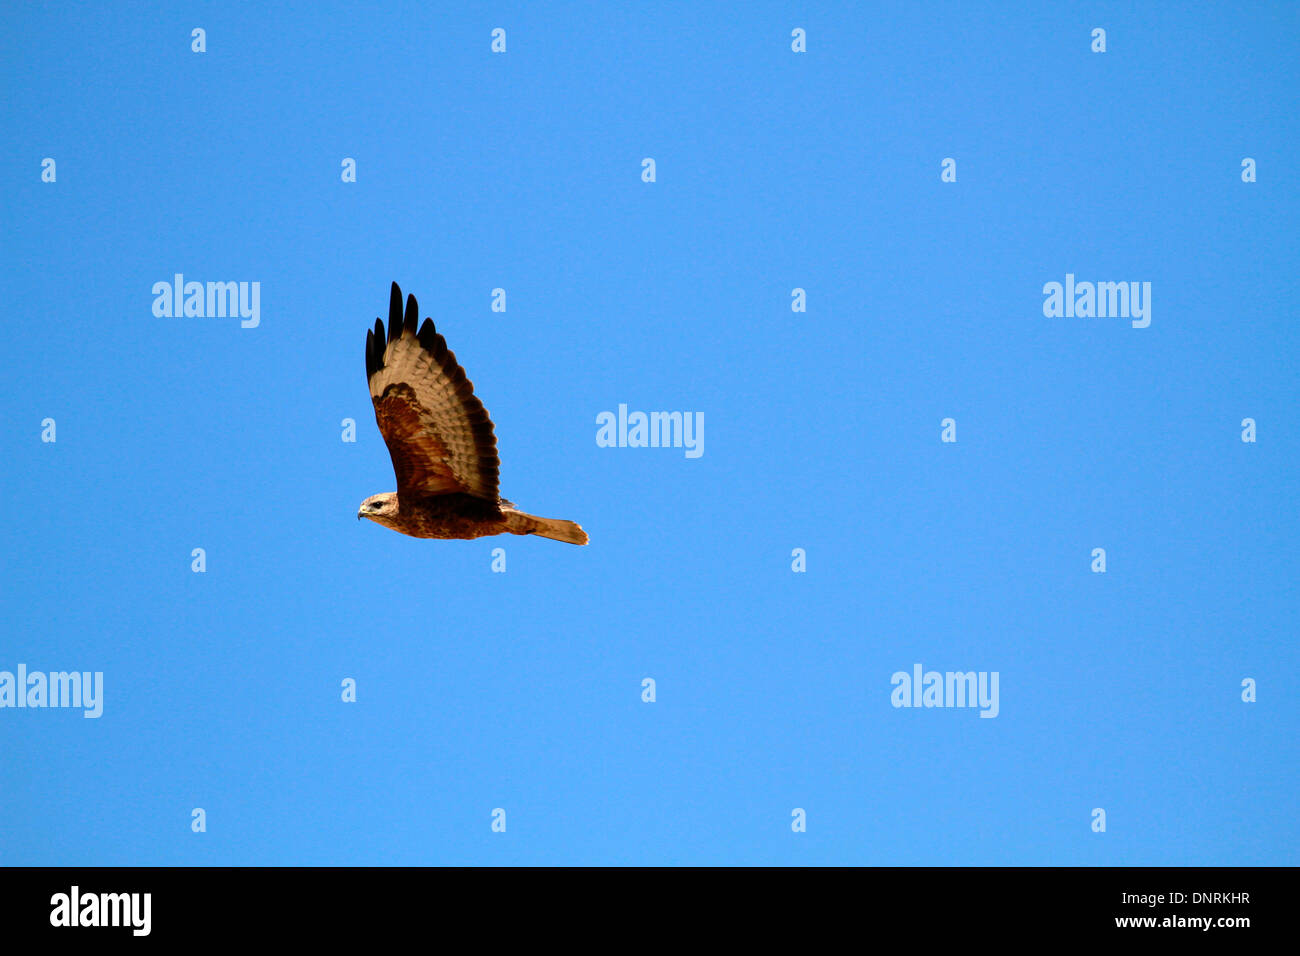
[0,866,1279,941]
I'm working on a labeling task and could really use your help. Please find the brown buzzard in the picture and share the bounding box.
[357,283,588,545]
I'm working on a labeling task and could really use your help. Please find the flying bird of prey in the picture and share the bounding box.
[358,283,588,545]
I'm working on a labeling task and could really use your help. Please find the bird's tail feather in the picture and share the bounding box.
[504,509,589,545]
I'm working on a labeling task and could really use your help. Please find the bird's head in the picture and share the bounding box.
[357,493,398,526]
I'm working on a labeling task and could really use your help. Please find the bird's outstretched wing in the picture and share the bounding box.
[366,283,500,500]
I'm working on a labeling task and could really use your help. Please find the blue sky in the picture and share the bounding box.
[1,1,1296,865]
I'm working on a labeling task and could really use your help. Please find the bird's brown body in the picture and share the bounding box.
[356,284,588,546]
[362,493,505,539]
[368,492,570,541]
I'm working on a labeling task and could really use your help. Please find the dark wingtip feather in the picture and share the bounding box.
[388,283,403,338]
[417,318,438,351]
[403,294,419,337]
[368,318,385,378]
